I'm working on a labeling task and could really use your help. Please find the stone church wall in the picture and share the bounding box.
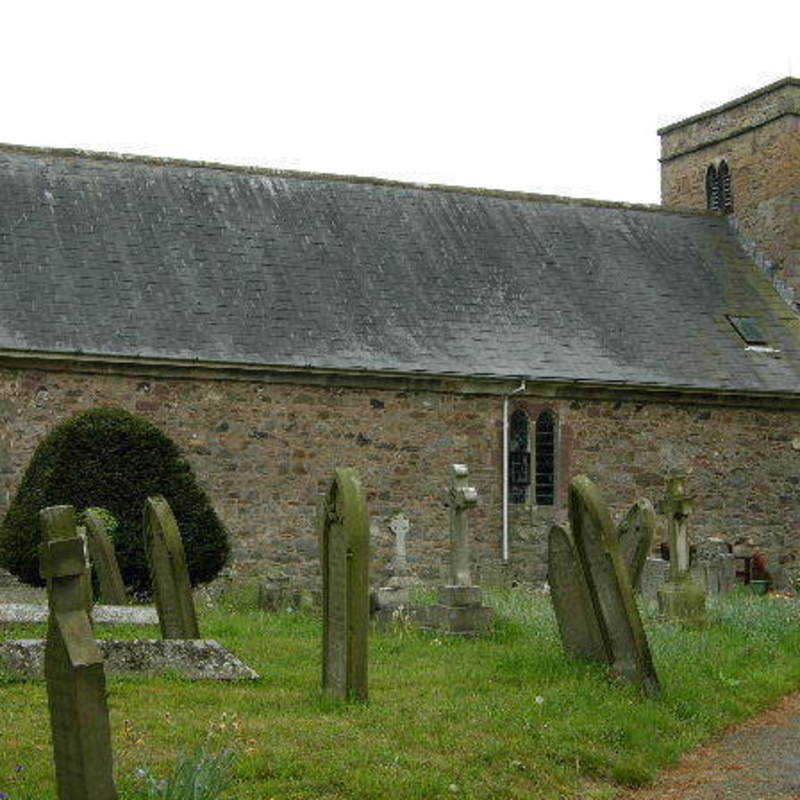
[1,365,799,589]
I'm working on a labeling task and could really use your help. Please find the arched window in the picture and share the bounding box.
[534,410,556,505]
[706,164,720,211]
[718,160,733,213]
[508,409,530,504]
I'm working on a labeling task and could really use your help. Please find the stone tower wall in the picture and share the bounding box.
[659,79,800,306]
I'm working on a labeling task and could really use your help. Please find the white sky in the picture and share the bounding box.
[2,1,797,205]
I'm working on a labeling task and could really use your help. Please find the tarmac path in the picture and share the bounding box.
[624,692,800,799]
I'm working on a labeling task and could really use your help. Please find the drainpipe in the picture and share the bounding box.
[502,379,527,562]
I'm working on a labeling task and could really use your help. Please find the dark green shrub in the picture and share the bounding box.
[0,407,230,591]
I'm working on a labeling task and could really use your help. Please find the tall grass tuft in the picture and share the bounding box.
[134,747,237,799]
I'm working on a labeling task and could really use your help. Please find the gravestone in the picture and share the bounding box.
[656,472,706,625]
[423,465,492,636]
[617,499,656,593]
[692,538,736,595]
[143,495,200,639]
[548,523,606,661]
[373,513,420,611]
[39,505,118,800]
[320,468,369,701]
[569,475,661,697]
[83,509,127,605]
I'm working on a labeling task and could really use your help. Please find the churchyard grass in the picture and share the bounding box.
[1,588,799,799]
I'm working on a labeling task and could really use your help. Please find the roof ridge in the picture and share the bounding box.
[0,141,716,218]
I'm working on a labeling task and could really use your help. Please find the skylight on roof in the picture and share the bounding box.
[727,316,767,345]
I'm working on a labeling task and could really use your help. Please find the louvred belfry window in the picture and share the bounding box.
[706,164,720,211]
[718,160,733,213]
[535,410,556,505]
[508,409,530,504]
[706,161,733,214]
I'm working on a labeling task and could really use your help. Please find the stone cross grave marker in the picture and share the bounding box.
[320,468,369,701]
[143,495,200,639]
[389,513,411,576]
[40,505,118,800]
[83,509,127,605]
[617,499,657,593]
[447,464,478,587]
[569,475,661,697]
[548,523,607,662]
[658,472,694,580]
[656,472,706,624]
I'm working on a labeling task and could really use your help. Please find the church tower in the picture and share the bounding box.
[659,78,800,307]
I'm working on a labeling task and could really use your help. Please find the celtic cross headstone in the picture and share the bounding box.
[656,472,706,625]
[40,505,118,800]
[447,464,478,587]
[320,468,369,701]
[143,496,200,639]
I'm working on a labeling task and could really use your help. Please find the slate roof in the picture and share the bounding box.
[1,145,799,395]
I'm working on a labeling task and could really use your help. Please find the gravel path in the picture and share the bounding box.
[625,692,800,799]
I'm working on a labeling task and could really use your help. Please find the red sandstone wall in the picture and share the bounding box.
[1,367,799,587]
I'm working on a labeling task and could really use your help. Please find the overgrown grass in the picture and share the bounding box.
[0,589,798,799]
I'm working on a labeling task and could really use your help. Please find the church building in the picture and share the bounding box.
[0,78,798,586]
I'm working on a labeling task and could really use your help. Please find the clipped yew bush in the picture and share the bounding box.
[0,407,230,592]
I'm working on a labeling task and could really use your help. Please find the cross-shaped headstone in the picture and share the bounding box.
[658,472,694,580]
[389,514,410,576]
[446,464,478,587]
[40,505,118,800]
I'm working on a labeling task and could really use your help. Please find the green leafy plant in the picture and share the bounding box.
[0,407,229,592]
[134,747,237,799]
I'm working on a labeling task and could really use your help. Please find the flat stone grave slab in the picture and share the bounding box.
[0,603,158,625]
[0,639,259,680]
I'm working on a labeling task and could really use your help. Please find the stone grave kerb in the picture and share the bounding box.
[320,468,369,702]
[39,505,118,800]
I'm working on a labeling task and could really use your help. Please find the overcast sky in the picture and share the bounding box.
[3,1,797,205]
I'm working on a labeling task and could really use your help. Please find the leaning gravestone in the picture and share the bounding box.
[143,496,200,639]
[569,475,661,697]
[83,509,127,605]
[40,505,118,800]
[617,498,657,593]
[320,468,369,701]
[548,523,606,662]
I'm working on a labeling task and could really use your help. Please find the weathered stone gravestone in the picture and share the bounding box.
[83,509,127,605]
[373,513,420,611]
[143,496,200,639]
[40,505,118,800]
[423,465,492,636]
[692,538,736,595]
[657,472,706,625]
[617,499,656,593]
[565,475,661,697]
[320,468,369,701]
[548,524,606,661]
